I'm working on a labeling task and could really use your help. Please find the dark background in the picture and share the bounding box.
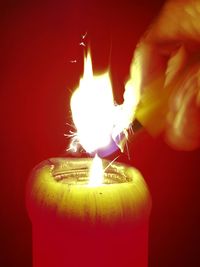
[1,0,200,266]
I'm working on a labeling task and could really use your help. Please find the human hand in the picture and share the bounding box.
[129,0,200,150]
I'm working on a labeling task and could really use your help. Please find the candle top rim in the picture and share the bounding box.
[47,157,141,186]
[27,157,152,222]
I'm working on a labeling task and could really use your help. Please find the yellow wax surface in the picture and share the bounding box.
[27,158,151,227]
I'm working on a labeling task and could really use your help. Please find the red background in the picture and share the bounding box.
[1,0,200,266]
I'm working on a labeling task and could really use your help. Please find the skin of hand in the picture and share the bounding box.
[129,0,200,150]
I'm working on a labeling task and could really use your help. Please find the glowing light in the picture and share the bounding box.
[70,51,115,153]
[88,154,104,187]
[70,51,141,154]
[69,50,142,185]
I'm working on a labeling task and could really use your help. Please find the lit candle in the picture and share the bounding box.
[26,49,150,267]
[26,157,151,267]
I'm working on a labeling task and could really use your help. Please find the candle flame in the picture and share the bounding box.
[70,52,114,153]
[88,154,104,187]
[70,50,141,154]
[69,50,142,185]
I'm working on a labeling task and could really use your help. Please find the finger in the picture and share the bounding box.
[165,64,200,150]
[133,0,200,137]
[145,0,200,50]
[131,42,168,135]
[137,0,200,90]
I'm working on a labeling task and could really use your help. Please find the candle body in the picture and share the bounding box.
[26,158,151,267]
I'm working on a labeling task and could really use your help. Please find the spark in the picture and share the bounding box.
[79,42,86,47]
[81,32,87,39]
[65,122,76,129]
[66,136,80,152]
[125,141,130,160]
[129,123,134,136]
[70,60,77,63]
[64,130,76,138]
[64,128,80,153]
[103,156,120,173]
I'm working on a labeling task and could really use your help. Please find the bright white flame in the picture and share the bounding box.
[88,154,104,187]
[70,52,115,153]
[70,51,142,154]
[69,50,142,185]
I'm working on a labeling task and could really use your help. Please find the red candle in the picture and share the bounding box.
[26,157,151,267]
